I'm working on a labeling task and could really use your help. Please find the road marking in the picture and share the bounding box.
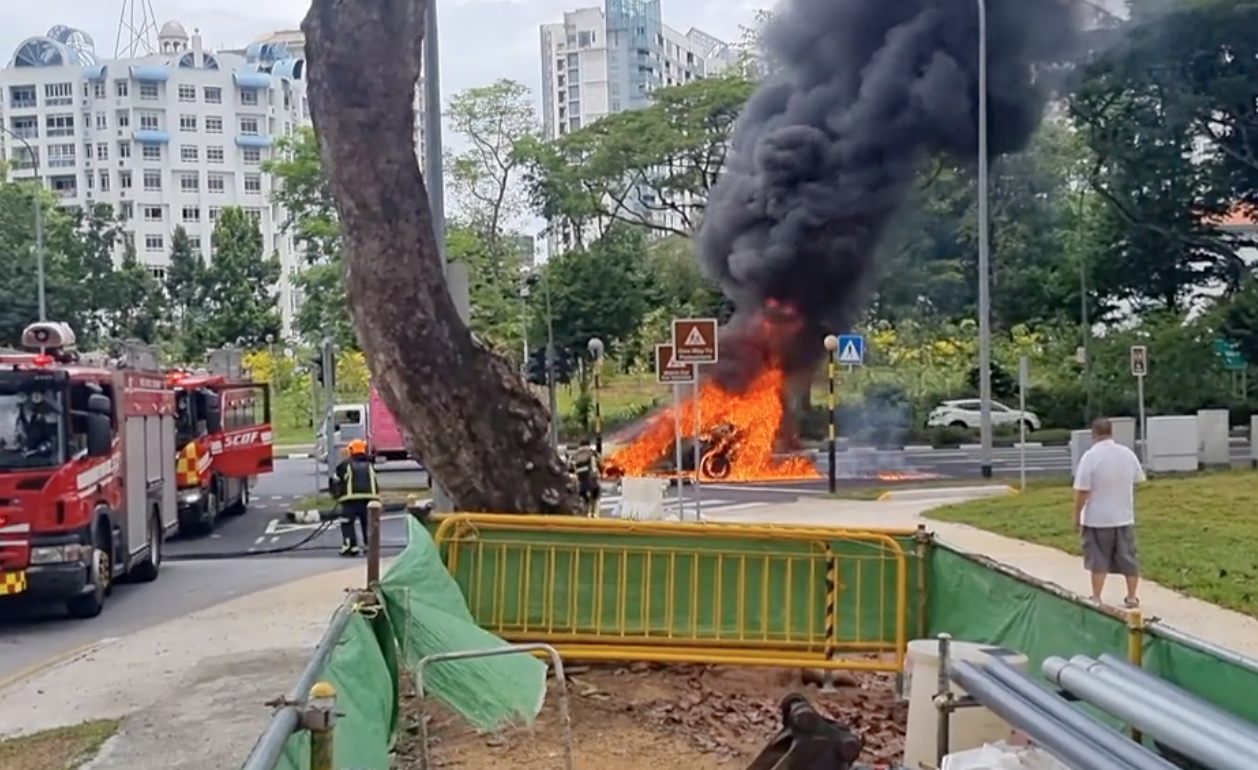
[0,637,117,694]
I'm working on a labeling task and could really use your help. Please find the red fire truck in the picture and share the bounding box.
[367,383,410,462]
[167,359,273,536]
[0,322,177,619]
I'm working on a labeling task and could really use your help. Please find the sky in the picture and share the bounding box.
[1,0,761,109]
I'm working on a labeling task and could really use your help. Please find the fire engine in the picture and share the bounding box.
[0,322,177,619]
[166,352,273,536]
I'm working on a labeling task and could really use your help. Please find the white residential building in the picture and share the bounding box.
[0,22,309,332]
[539,2,736,252]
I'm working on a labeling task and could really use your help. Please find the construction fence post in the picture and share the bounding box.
[367,500,383,585]
[304,681,337,770]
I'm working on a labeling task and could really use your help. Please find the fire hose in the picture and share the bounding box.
[164,500,431,561]
[745,694,865,770]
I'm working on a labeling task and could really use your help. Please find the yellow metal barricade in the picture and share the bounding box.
[433,514,915,672]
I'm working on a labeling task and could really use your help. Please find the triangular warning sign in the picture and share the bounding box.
[683,327,707,346]
[838,340,862,363]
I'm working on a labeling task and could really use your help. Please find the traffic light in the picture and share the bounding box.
[310,353,326,385]
[553,347,574,385]
[525,348,547,386]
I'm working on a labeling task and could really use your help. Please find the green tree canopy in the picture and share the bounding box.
[201,206,282,347]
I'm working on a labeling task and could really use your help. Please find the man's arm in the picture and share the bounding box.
[1072,455,1092,531]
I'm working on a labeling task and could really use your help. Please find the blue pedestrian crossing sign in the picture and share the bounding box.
[836,334,865,365]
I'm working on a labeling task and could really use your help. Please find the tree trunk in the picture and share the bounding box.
[302,0,579,513]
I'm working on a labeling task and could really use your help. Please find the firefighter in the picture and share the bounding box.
[568,438,603,516]
[333,439,378,556]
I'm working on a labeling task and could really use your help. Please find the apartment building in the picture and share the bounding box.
[0,22,308,332]
[539,2,736,251]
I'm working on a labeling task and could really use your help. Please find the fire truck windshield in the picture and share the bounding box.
[0,385,65,468]
[175,390,197,447]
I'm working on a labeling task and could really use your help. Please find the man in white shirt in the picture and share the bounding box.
[1073,418,1146,607]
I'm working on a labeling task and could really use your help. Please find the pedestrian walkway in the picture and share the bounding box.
[708,497,1258,658]
[598,491,773,519]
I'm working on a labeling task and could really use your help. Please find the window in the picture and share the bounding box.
[92,81,106,99]
[179,145,198,162]
[83,142,93,160]
[244,208,262,222]
[181,205,200,222]
[141,144,162,162]
[118,140,131,158]
[138,112,160,130]
[44,82,73,105]
[206,146,225,164]
[240,88,259,106]
[119,171,132,189]
[178,84,196,102]
[143,205,163,222]
[143,170,161,191]
[145,234,164,252]
[149,266,166,281]
[122,231,135,250]
[242,147,261,165]
[96,142,109,160]
[244,173,262,193]
[204,86,222,104]
[45,114,75,138]
[179,173,199,192]
[139,82,159,100]
[239,117,259,135]
[207,173,226,193]
[115,80,129,98]
[119,201,133,219]
[188,236,202,254]
[116,109,130,127]
[179,114,197,132]
[47,144,76,168]
[98,170,110,191]
[208,206,222,222]
[205,116,223,133]
[94,111,107,130]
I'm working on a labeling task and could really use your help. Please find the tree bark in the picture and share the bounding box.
[302,0,579,513]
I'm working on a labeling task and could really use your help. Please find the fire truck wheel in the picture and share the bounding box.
[67,521,111,619]
[224,481,249,517]
[131,508,162,583]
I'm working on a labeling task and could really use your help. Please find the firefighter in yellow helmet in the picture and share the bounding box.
[332,439,378,556]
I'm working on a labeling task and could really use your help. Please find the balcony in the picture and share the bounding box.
[234,134,272,148]
[232,71,272,89]
[132,129,171,144]
[8,99,36,110]
[129,66,170,82]
[6,125,38,140]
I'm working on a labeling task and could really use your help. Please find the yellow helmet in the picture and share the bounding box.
[346,439,368,456]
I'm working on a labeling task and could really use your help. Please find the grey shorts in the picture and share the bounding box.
[1081,525,1139,576]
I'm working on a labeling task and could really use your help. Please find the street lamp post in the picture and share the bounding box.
[542,270,559,450]
[823,335,839,495]
[588,337,604,455]
[975,0,994,479]
[2,126,46,321]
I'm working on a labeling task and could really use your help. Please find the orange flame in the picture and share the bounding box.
[607,367,821,482]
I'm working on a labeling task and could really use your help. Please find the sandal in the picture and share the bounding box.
[1123,597,1140,608]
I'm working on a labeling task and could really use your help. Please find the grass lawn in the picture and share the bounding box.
[928,469,1258,618]
[0,720,119,770]
[831,476,1071,500]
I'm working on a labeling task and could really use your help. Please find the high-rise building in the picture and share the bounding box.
[539,3,737,141]
[0,22,309,332]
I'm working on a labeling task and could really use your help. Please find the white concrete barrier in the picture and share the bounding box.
[612,477,669,521]
[1070,430,1092,474]
[1147,416,1198,472]
[1110,417,1137,453]
[1197,409,1230,467]
[878,485,1015,503]
[1251,416,1258,467]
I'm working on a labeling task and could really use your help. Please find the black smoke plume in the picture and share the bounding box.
[700,0,1080,390]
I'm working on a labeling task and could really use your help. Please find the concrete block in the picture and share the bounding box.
[1197,409,1230,466]
[1148,416,1198,472]
[1109,417,1137,453]
[1070,430,1092,474]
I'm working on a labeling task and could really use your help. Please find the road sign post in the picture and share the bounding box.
[672,319,719,521]
[836,333,865,371]
[656,344,694,518]
[1018,356,1029,492]
[1130,345,1148,466]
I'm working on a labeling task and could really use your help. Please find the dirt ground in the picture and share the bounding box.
[394,663,906,770]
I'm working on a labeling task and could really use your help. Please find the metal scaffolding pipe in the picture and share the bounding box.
[1044,656,1258,770]
[1069,655,1258,759]
[950,661,1144,770]
[983,659,1178,770]
[1095,654,1258,742]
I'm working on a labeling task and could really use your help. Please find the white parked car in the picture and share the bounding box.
[927,399,1041,431]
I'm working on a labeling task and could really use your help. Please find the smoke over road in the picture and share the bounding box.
[700,0,1079,389]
